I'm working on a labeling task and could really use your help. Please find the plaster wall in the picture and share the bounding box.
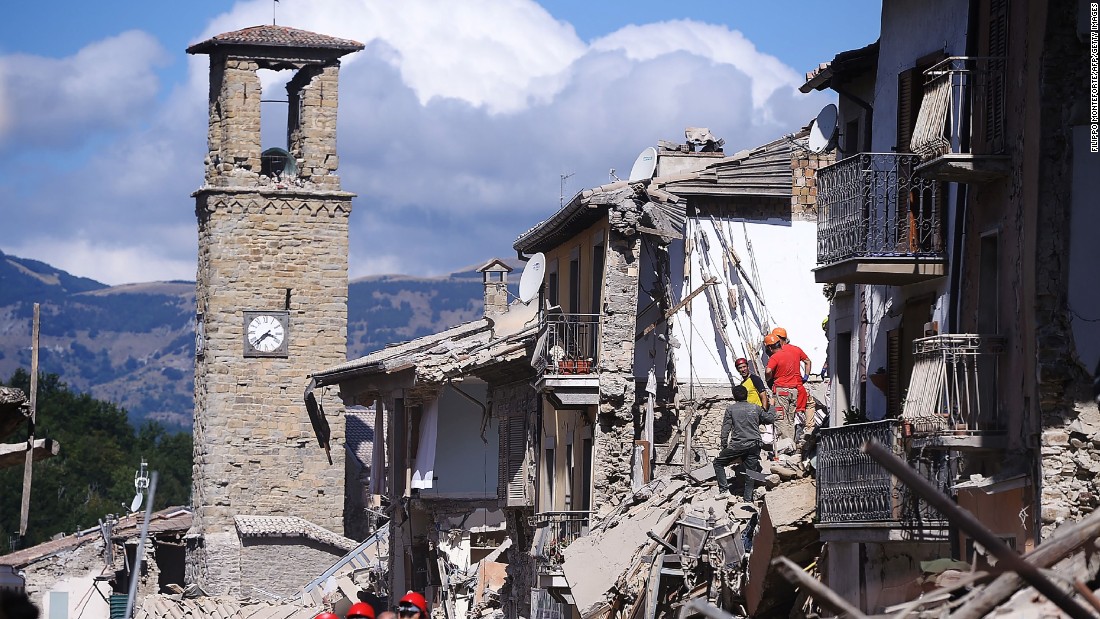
[652,218,827,384]
[418,383,498,499]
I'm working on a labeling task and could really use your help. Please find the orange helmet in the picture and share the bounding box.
[770,327,788,340]
[314,613,340,619]
[399,591,428,615]
[763,334,780,346]
[347,602,376,619]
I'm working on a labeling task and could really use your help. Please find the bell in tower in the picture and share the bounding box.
[186,25,362,597]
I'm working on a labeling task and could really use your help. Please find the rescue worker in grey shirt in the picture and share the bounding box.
[714,384,777,501]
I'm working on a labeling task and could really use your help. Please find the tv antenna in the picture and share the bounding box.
[609,168,621,183]
[273,0,280,25]
[559,172,574,207]
[131,459,150,513]
[808,103,839,154]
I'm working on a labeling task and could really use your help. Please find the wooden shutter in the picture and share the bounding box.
[896,68,919,153]
[887,330,902,417]
[503,413,531,506]
[985,0,1008,153]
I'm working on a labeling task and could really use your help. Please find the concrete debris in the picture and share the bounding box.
[557,470,819,619]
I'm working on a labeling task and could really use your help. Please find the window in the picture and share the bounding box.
[844,118,861,157]
[547,259,560,308]
[568,248,580,314]
[581,438,593,511]
[544,447,555,509]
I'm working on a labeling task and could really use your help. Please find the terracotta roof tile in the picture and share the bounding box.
[187,25,364,55]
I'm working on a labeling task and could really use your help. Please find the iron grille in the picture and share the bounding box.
[538,313,600,375]
[902,334,1005,433]
[529,511,590,573]
[817,420,948,526]
[913,56,1007,160]
[816,153,941,266]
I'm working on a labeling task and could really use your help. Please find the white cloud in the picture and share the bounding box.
[0,30,169,150]
[0,0,833,285]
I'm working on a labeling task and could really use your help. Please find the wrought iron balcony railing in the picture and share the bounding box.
[536,313,600,376]
[912,56,1007,161]
[817,420,949,527]
[530,511,590,572]
[901,334,1005,435]
[816,153,942,267]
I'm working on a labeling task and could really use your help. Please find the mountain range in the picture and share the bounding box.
[0,250,512,429]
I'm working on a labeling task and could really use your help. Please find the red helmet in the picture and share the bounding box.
[347,602,376,619]
[314,613,340,619]
[400,591,429,615]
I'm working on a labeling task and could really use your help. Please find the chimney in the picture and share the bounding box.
[476,259,513,317]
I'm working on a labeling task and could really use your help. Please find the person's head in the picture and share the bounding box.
[770,327,788,343]
[313,613,339,619]
[735,357,750,377]
[398,591,428,619]
[378,612,397,619]
[347,602,376,619]
[764,333,781,352]
[733,385,748,401]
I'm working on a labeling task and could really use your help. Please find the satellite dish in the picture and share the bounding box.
[628,147,658,182]
[130,493,143,513]
[518,253,546,304]
[808,104,839,154]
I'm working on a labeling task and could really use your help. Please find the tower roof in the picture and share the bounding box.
[187,24,364,56]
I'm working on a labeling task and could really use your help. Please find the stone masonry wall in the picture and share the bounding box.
[791,149,833,222]
[288,63,342,188]
[592,199,643,518]
[192,192,350,593]
[239,538,345,598]
[206,56,263,185]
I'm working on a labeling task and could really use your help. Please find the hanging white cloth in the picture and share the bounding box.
[369,401,387,496]
[411,398,439,489]
[645,368,657,459]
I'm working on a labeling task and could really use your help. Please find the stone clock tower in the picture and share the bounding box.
[186,26,362,594]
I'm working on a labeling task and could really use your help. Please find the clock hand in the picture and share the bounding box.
[256,330,273,343]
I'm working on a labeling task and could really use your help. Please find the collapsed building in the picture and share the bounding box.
[308,126,834,618]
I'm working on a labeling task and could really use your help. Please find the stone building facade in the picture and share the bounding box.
[185,25,362,596]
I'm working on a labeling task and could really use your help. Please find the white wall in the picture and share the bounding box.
[636,216,828,385]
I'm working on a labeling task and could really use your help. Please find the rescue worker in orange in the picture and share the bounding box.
[764,332,813,448]
[770,327,812,435]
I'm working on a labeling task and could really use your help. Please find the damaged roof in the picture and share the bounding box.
[0,507,191,568]
[656,131,808,197]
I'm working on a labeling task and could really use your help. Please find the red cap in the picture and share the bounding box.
[347,602,376,619]
[400,592,428,615]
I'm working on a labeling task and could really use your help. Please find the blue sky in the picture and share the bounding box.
[0,0,881,285]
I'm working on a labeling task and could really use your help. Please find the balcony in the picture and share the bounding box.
[816,420,949,542]
[534,313,600,407]
[530,511,590,588]
[912,57,1009,183]
[901,334,1006,451]
[815,153,945,285]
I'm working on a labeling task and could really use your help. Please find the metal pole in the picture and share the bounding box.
[124,471,158,618]
[861,440,1095,619]
[19,303,40,537]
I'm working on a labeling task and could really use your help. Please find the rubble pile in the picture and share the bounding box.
[560,466,818,619]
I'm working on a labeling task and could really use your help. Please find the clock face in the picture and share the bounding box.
[243,311,289,357]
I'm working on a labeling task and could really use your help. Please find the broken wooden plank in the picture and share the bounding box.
[20,303,39,537]
[950,506,1100,619]
[0,438,59,469]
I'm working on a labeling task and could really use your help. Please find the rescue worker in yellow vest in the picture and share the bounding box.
[735,357,770,411]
